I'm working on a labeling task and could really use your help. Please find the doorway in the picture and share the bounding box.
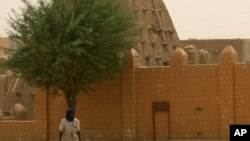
[152,101,170,141]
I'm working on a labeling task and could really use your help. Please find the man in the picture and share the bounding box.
[59,108,81,141]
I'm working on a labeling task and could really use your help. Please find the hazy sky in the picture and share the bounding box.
[1,0,250,39]
[164,0,250,39]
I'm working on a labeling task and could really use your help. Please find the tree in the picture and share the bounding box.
[3,0,139,108]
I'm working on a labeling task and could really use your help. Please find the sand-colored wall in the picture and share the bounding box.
[2,46,250,140]
[135,65,220,140]
[46,80,123,141]
[0,37,11,57]
[0,89,47,141]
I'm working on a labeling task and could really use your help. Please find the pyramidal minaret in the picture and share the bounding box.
[131,0,180,66]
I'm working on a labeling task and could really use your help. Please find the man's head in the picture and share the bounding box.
[65,108,75,121]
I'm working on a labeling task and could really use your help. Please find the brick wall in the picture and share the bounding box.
[46,80,123,141]
[135,58,220,139]
[234,64,250,124]
[0,89,47,141]
[2,46,250,140]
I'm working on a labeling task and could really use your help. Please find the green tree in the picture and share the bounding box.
[4,0,139,108]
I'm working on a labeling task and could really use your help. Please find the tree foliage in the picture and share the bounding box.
[4,0,139,108]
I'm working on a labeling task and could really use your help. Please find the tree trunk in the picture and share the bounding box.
[63,88,78,109]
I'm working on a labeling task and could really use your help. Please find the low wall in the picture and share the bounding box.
[1,46,250,141]
[0,91,47,141]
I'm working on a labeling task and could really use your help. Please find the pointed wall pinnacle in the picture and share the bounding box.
[170,48,188,67]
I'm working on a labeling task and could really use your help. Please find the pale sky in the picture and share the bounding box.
[1,0,250,39]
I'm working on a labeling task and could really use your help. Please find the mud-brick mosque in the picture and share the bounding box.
[1,0,250,140]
